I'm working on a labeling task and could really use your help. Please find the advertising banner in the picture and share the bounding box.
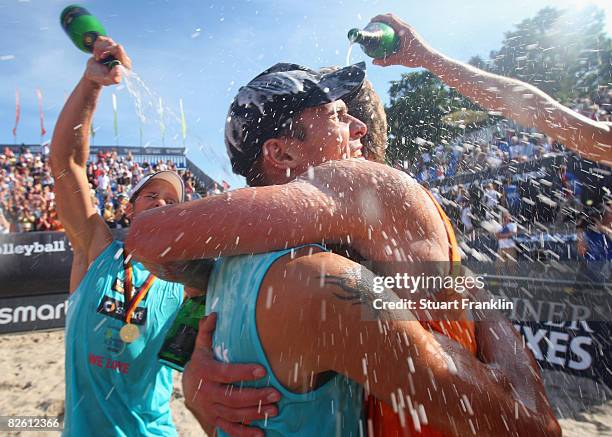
[1,231,610,388]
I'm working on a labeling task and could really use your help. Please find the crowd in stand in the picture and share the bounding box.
[424,149,611,264]
[427,137,607,230]
[406,91,611,240]
[412,123,563,184]
[573,87,612,123]
[396,90,611,265]
[1,90,610,243]
[0,146,221,233]
[412,91,612,184]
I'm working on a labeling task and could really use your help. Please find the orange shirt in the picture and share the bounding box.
[366,189,477,437]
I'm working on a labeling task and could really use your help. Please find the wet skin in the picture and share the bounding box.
[126,158,559,436]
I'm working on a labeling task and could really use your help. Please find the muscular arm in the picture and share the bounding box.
[461,265,555,419]
[50,37,130,264]
[64,227,89,293]
[126,179,340,268]
[126,159,449,280]
[261,252,560,436]
[50,76,111,264]
[424,53,611,164]
[372,14,611,165]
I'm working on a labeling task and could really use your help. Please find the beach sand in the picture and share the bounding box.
[0,329,610,436]
[0,330,201,437]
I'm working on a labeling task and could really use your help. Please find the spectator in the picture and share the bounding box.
[577,202,612,262]
[22,147,33,163]
[510,136,522,160]
[97,169,110,194]
[41,142,50,159]
[460,199,474,241]
[36,211,53,232]
[502,177,521,216]
[102,202,115,227]
[0,208,9,234]
[209,183,222,195]
[48,210,64,231]
[112,203,130,229]
[484,183,500,217]
[455,184,467,204]
[116,171,130,189]
[19,206,36,232]
[496,211,518,262]
[486,146,503,167]
[498,139,510,156]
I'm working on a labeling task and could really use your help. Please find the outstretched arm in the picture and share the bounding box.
[126,159,448,281]
[127,179,337,259]
[370,13,611,165]
[50,37,131,264]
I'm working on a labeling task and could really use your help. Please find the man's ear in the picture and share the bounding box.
[260,137,300,171]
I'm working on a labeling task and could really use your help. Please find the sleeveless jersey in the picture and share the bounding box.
[64,240,184,436]
[206,247,364,437]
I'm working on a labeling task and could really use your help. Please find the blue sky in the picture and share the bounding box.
[0,0,610,187]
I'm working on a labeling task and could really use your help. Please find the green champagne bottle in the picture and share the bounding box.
[158,295,207,372]
[347,22,400,59]
[60,4,120,68]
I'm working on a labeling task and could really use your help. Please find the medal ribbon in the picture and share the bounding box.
[123,261,156,325]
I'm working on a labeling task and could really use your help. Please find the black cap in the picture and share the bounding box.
[225,62,366,177]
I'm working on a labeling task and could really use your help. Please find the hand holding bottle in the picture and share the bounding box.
[84,36,132,87]
[369,13,438,69]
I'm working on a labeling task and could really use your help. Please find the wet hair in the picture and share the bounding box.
[319,67,387,163]
[245,117,307,187]
[345,78,388,163]
[247,68,388,185]
[279,117,307,142]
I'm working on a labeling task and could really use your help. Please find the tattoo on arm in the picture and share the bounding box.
[320,271,410,321]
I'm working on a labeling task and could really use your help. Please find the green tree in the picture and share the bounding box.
[385,71,490,164]
[481,5,612,102]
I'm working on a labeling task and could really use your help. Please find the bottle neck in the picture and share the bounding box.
[353,29,384,47]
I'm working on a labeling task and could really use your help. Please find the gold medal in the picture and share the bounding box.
[118,260,156,344]
[119,323,140,343]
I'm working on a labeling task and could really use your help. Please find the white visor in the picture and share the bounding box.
[129,170,185,203]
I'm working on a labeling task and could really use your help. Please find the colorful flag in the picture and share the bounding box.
[222,180,231,191]
[35,88,46,138]
[12,88,20,140]
[158,97,165,146]
[179,98,187,145]
[112,93,118,143]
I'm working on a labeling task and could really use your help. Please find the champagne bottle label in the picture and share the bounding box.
[60,5,120,68]
[60,5,109,53]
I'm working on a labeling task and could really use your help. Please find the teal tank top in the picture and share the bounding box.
[64,240,184,436]
[206,247,363,437]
